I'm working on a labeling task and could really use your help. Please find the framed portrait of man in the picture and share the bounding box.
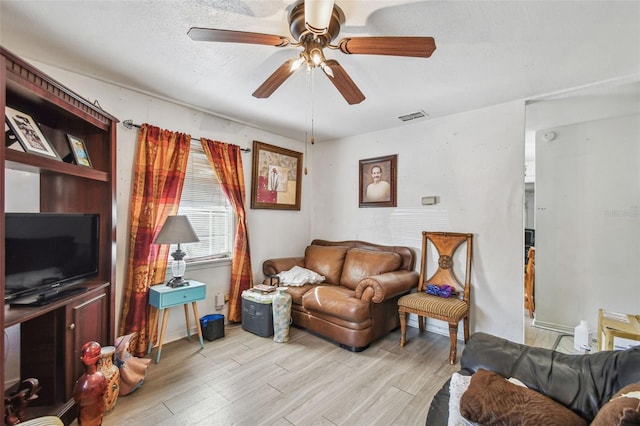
[359,154,397,208]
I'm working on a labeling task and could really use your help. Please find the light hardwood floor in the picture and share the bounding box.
[101,325,458,426]
[99,316,559,426]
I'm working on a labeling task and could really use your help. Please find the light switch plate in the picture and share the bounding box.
[421,196,438,205]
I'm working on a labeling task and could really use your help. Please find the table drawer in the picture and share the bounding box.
[149,282,206,308]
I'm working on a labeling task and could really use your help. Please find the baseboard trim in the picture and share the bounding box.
[532,319,573,334]
[407,314,465,340]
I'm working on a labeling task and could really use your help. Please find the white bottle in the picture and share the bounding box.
[574,320,590,352]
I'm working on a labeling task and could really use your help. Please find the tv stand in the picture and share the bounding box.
[10,286,89,307]
[4,282,110,424]
[1,47,117,424]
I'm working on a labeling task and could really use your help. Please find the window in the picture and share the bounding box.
[174,141,234,262]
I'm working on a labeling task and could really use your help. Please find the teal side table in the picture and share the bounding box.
[148,280,206,363]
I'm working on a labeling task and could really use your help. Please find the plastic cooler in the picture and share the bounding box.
[241,290,274,337]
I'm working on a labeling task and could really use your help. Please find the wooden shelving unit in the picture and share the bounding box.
[1,47,117,424]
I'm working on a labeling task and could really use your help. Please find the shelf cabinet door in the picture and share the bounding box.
[65,289,109,398]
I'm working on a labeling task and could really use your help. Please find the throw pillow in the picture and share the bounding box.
[591,382,640,426]
[460,368,587,426]
[448,373,480,426]
[277,265,325,286]
[304,245,349,284]
[339,248,402,290]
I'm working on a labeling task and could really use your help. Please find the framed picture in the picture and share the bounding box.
[5,106,60,159]
[251,141,303,210]
[359,154,397,208]
[5,121,24,152]
[66,134,92,167]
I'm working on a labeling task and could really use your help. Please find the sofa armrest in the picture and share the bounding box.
[425,378,452,426]
[262,257,305,276]
[354,270,419,303]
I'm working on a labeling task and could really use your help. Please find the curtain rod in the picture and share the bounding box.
[122,120,251,153]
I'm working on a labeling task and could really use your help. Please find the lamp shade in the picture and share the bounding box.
[305,0,335,34]
[154,215,199,245]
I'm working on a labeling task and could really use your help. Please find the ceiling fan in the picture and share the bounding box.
[187,0,436,105]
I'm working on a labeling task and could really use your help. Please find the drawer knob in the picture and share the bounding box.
[69,323,76,330]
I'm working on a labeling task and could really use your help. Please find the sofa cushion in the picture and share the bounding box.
[302,285,370,323]
[449,373,479,426]
[339,248,402,290]
[285,283,318,307]
[460,368,587,426]
[305,245,349,285]
[591,382,640,426]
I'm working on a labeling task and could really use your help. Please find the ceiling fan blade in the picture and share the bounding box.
[252,59,298,99]
[338,37,436,58]
[323,60,365,105]
[188,28,290,47]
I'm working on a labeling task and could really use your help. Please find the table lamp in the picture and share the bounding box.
[153,215,199,287]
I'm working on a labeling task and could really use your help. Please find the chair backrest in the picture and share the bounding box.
[418,231,473,301]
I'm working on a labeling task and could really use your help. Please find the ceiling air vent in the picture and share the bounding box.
[398,110,428,122]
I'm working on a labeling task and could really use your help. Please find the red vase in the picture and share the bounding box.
[73,341,107,426]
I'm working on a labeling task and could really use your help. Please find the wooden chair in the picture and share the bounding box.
[524,247,535,318]
[398,231,473,364]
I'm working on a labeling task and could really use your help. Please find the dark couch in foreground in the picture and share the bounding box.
[427,332,640,425]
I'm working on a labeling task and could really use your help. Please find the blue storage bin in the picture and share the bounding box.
[200,314,225,341]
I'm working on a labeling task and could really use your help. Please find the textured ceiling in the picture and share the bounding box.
[1,1,639,142]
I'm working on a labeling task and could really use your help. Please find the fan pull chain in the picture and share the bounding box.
[310,66,315,146]
[304,66,312,175]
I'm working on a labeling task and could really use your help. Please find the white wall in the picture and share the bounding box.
[309,101,526,342]
[535,114,640,331]
[9,58,526,353]
[9,59,312,347]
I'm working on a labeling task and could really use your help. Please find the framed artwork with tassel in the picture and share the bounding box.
[251,141,303,210]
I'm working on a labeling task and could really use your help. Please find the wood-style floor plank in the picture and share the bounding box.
[98,315,558,426]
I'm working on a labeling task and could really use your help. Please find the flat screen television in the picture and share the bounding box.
[4,213,99,305]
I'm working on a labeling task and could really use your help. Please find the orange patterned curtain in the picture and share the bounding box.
[119,124,191,356]
[201,138,253,322]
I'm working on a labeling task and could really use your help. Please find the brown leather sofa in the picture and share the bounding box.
[262,239,419,351]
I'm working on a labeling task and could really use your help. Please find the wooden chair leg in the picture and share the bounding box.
[418,315,425,332]
[463,317,469,343]
[399,309,407,347]
[448,322,458,365]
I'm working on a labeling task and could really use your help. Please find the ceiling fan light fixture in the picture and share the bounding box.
[304,0,335,35]
[310,48,323,65]
[291,55,307,71]
[320,62,334,77]
[188,0,434,106]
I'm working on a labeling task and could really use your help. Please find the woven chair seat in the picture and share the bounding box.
[399,293,468,321]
